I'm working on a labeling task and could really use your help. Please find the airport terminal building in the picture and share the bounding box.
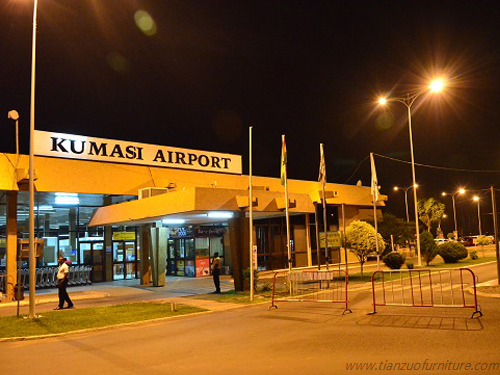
[0,131,383,298]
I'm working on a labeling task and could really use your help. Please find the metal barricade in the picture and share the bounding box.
[269,269,352,314]
[21,269,29,290]
[369,268,482,318]
[85,266,92,284]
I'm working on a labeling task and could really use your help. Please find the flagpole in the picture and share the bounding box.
[320,143,329,271]
[314,203,320,270]
[282,135,292,274]
[342,203,348,274]
[370,153,381,270]
[249,126,254,301]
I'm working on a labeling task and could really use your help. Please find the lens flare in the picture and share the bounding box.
[134,10,157,36]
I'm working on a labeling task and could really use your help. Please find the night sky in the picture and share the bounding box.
[1,0,500,234]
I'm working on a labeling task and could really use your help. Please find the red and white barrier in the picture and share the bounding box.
[369,268,482,318]
[269,269,352,314]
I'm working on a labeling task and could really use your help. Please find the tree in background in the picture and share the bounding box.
[345,220,385,277]
[417,197,445,233]
[374,213,415,253]
[475,235,491,257]
[419,231,438,265]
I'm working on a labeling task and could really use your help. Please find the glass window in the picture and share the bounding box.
[59,237,77,263]
[210,237,223,257]
[41,237,58,265]
[185,239,194,258]
[80,243,91,265]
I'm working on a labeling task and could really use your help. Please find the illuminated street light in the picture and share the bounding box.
[7,110,20,155]
[393,184,418,222]
[442,189,466,237]
[377,79,445,266]
[473,196,482,236]
[430,78,445,93]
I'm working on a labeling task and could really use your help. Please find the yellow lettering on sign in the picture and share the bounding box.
[112,232,136,241]
[319,232,342,248]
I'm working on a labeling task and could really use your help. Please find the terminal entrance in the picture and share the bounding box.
[112,240,138,280]
[79,241,104,282]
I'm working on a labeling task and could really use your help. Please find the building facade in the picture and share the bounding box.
[0,132,384,298]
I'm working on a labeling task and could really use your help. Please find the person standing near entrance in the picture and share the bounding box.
[55,257,74,310]
[212,252,221,294]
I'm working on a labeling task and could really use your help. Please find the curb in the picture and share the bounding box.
[475,289,500,299]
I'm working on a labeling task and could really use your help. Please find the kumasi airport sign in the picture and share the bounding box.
[34,130,242,174]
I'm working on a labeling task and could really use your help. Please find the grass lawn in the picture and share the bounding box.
[0,303,206,339]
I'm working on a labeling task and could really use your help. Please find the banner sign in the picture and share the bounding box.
[319,231,342,248]
[112,231,136,241]
[195,226,226,237]
[34,130,242,174]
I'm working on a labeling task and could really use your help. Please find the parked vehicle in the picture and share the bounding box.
[459,236,475,247]
[434,238,447,246]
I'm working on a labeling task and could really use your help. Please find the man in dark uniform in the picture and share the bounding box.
[212,252,221,294]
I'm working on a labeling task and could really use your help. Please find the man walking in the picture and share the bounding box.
[212,252,221,294]
[55,257,74,310]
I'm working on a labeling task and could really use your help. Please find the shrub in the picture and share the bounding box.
[243,267,259,291]
[447,232,455,240]
[438,242,468,263]
[420,231,438,265]
[469,250,478,260]
[382,252,406,269]
[261,282,273,292]
[406,261,414,269]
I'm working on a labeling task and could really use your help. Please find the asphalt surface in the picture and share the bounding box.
[1,262,499,374]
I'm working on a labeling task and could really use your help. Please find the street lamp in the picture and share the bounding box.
[473,196,482,236]
[442,188,466,238]
[393,184,418,222]
[378,78,445,266]
[27,0,39,319]
[7,110,20,155]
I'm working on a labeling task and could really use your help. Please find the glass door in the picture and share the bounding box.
[79,241,104,282]
[91,242,104,282]
[113,242,125,280]
[124,241,137,279]
[113,240,137,280]
[166,238,195,277]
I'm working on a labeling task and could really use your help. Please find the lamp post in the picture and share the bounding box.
[473,196,482,236]
[28,0,39,319]
[7,110,20,155]
[378,78,445,267]
[393,184,418,222]
[441,188,466,239]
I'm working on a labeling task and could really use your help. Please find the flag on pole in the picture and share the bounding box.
[370,152,379,202]
[318,143,326,183]
[280,135,287,186]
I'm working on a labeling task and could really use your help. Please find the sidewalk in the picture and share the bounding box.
[0,275,237,317]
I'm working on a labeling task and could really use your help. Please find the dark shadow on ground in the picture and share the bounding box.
[357,313,483,331]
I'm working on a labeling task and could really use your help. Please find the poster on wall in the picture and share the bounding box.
[176,260,185,276]
[195,258,210,277]
[185,260,195,277]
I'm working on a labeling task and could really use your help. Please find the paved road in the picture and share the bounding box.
[2,279,500,374]
[1,262,499,374]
